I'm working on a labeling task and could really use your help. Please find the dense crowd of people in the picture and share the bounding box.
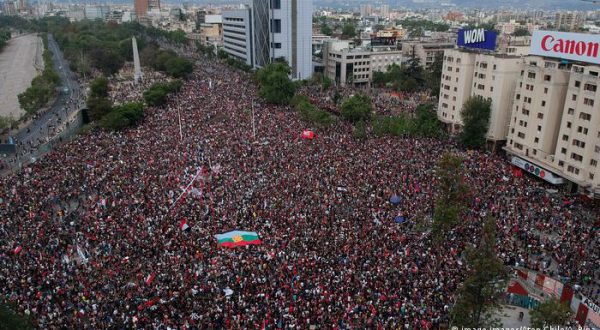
[0,49,598,329]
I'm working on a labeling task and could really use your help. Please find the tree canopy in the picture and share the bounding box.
[451,216,507,328]
[530,298,573,328]
[256,63,296,105]
[340,94,372,123]
[341,24,356,39]
[432,153,470,241]
[460,96,492,149]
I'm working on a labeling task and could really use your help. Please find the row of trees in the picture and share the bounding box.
[291,95,334,128]
[140,45,194,78]
[17,35,61,115]
[372,104,445,138]
[35,18,192,78]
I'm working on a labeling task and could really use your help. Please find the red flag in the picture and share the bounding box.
[13,246,22,254]
[180,218,190,231]
[145,273,156,286]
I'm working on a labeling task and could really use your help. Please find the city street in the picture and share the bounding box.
[8,33,84,170]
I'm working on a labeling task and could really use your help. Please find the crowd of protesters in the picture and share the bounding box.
[0,50,598,329]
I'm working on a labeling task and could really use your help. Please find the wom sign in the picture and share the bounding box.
[457,28,497,51]
[531,30,600,65]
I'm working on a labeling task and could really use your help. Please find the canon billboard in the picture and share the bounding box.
[531,30,600,65]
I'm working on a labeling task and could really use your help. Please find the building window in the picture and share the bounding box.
[558,161,565,167]
[567,122,571,128]
[541,101,546,107]
[544,75,551,82]
[270,0,281,9]
[584,98,595,107]
[591,159,598,167]
[568,108,575,115]
[562,134,569,141]
[537,113,544,119]
[517,132,525,139]
[575,81,581,87]
[561,148,567,154]
[537,125,542,132]
[572,94,577,101]
[271,42,282,49]
[584,83,597,92]
[528,72,536,79]
[579,113,592,121]
[570,153,583,162]
[534,137,539,143]
[573,139,586,148]
[271,19,281,33]
[544,87,548,94]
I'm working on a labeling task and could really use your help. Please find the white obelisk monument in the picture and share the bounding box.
[132,36,143,84]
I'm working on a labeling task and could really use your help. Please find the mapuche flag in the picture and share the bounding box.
[215,231,261,248]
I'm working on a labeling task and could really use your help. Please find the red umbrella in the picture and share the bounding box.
[301,130,315,140]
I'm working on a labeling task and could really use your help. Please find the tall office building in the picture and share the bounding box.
[134,0,159,19]
[222,7,254,66]
[222,0,312,80]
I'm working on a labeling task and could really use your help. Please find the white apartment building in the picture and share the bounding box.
[438,49,521,143]
[438,49,476,132]
[222,0,313,80]
[222,7,253,66]
[506,57,571,173]
[322,41,402,87]
[552,64,600,195]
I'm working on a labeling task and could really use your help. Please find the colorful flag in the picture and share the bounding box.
[180,218,190,231]
[145,273,156,286]
[215,231,261,248]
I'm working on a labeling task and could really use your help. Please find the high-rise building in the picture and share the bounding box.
[134,0,148,19]
[438,49,521,143]
[134,0,159,19]
[222,0,313,80]
[222,7,254,66]
[555,12,584,32]
[360,4,373,17]
[379,5,389,18]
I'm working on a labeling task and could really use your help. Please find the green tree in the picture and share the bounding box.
[427,52,444,96]
[340,94,372,123]
[291,95,334,128]
[341,24,356,38]
[87,96,113,122]
[100,102,144,130]
[513,28,530,37]
[89,76,109,98]
[320,23,333,36]
[353,120,367,139]
[143,80,182,106]
[164,57,194,78]
[256,63,296,105]
[460,96,492,149]
[0,302,33,330]
[413,104,444,137]
[451,216,507,328]
[530,298,573,328]
[432,153,469,241]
